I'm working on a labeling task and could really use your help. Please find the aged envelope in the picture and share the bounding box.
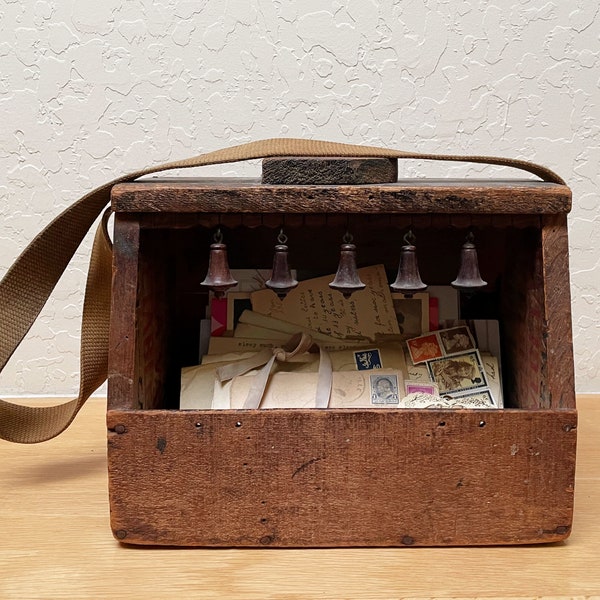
[208,335,367,355]
[480,353,503,408]
[181,344,407,409]
[202,343,406,373]
[250,264,400,341]
[229,369,405,409]
[233,322,291,341]
[180,361,230,409]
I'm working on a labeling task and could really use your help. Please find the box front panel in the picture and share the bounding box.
[107,408,576,547]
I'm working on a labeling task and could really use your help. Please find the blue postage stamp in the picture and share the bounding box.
[354,349,383,371]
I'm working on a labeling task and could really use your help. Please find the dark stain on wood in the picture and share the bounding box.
[292,456,326,479]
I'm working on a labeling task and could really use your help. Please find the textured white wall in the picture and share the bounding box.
[0,1,598,395]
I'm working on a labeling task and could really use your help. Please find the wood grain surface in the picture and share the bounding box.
[111,178,571,214]
[106,408,576,547]
[1,395,598,599]
[261,157,398,185]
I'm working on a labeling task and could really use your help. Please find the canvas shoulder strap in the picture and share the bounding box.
[0,138,565,443]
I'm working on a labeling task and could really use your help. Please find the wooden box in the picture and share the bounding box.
[107,167,576,547]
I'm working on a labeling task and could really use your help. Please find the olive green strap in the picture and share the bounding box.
[0,138,564,443]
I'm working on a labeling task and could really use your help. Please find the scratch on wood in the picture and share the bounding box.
[292,456,325,479]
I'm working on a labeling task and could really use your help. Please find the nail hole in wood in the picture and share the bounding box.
[438,421,446,427]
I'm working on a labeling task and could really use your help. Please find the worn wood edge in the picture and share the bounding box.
[106,407,579,421]
[111,179,571,215]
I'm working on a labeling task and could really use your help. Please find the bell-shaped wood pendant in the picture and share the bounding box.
[200,229,238,298]
[329,233,366,299]
[265,230,298,299]
[390,230,427,297]
[451,231,487,291]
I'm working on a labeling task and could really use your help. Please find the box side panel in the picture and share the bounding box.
[541,214,576,409]
[136,229,173,409]
[108,216,140,410]
[107,409,576,547]
[501,224,545,408]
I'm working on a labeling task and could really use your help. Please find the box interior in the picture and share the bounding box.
[124,212,555,411]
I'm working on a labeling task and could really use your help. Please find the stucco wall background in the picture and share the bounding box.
[0,0,598,396]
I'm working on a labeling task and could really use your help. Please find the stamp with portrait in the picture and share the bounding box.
[370,373,400,405]
[438,326,476,355]
[426,350,488,395]
[406,333,443,364]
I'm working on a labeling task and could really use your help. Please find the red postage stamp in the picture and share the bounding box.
[407,333,443,364]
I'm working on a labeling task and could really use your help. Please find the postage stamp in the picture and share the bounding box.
[407,326,477,365]
[354,349,383,371]
[407,333,443,364]
[370,373,400,405]
[438,326,476,355]
[426,350,488,395]
[405,380,439,396]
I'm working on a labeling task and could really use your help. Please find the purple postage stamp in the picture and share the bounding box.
[405,381,439,396]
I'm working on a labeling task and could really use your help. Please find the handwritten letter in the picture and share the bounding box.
[250,265,399,341]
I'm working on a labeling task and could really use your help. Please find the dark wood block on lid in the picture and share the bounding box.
[262,156,398,185]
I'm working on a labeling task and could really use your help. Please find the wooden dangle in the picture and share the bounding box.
[200,228,238,297]
[451,231,487,291]
[265,230,298,299]
[329,232,366,299]
[390,230,427,297]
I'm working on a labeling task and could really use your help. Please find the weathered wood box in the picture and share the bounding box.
[107,160,576,547]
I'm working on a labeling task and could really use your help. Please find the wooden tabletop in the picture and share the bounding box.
[2,395,599,599]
